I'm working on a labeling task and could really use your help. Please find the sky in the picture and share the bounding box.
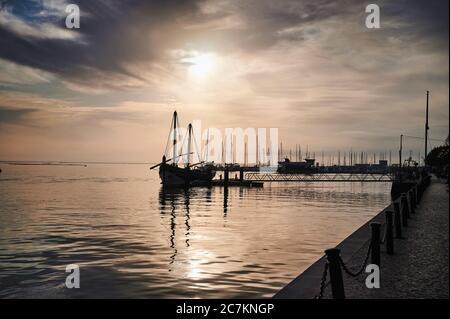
[0,0,448,163]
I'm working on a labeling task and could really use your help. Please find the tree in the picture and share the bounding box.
[425,142,449,168]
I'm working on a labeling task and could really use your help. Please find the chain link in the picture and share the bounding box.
[339,243,372,277]
[314,262,329,299]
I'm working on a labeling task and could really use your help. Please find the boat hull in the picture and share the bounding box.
[159,164,215,187]
[277,161,318,174]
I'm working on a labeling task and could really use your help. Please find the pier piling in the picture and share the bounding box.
[224,168,229,189]
[370,223,381,267]
[324,248,345,299]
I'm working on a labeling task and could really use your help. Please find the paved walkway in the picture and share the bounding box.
[323,178,449,299]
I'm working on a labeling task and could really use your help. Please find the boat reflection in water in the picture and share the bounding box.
[158,187,217,270]
[155,181,390,297]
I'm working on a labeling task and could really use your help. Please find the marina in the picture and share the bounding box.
[150,111,399,188]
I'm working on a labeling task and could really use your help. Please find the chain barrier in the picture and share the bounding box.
[314,262,329,299]
[339,243,372,277]
[312,176,434,298]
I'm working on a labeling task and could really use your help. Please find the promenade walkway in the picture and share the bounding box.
[322,178,449,299]
[275,177,449,299]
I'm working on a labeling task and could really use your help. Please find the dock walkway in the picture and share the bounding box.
[275,177,449,299]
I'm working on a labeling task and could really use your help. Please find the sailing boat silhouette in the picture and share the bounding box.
[150,111,216,187]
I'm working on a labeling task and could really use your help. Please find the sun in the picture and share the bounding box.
[187,53,217,80]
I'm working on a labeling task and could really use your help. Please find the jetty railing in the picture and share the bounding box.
[315,174,432,299]
[245,172,395,182]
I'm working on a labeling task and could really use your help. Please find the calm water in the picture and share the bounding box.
[0,164,391,298]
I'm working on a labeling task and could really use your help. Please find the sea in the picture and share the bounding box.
[0,163,391,298]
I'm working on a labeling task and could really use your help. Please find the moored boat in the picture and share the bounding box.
[151,111,215,187]
[277,158,318,174]
[159,158,216,187]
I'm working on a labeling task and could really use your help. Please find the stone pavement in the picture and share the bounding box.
[323,178,449,299]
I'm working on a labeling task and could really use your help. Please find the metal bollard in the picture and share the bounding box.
[411,187,417,208]
[414,186,419,206]
[324,248,345,299]
[401,193,410,222]
[417,183,422,203]
[371,223,381,267]
[393,202,402,238]
[408,190,415,214]
[385,211,394,255]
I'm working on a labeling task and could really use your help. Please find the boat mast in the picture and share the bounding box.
[257,134,260,165]
[187,123,192,167]
[173,111,177,166]
[233,138,237,164]
[244,141,247,166]
[205,129,209,163]
[425,91,430,163]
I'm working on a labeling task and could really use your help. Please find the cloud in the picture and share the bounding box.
[0,0,448,161]
[0,91,176,161]
[0,106,36,124]
[0,0,80,40]
[0,6,81,40]
[0,0,205,89]
[0,58,53,84]
[0,0,448,90]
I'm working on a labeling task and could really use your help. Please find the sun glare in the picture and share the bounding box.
[187,53,217,80]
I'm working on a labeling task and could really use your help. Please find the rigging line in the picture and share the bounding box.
[191,131,203,163]
[163,117,174,157]
[176,132,188,165]
[204,129,210,162]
